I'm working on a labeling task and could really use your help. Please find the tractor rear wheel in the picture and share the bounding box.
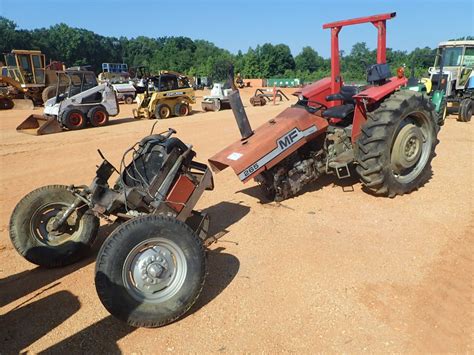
[355,91,438,197]
[9,185,99,267]
[155,104,172,119]
[457,98,472,122]
[41,85,56,103]
[95,215,206,328]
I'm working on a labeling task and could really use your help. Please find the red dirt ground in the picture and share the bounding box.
[0,88,472,353]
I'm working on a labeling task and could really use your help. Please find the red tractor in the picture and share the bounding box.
[210,12,439,201]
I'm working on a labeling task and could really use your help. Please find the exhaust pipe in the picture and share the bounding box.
[228,66,253,140]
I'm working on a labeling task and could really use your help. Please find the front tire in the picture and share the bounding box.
[458,98,472,122]
[9,185,99,267]
[62,109,86,130]
[154,104,172,119]
[95,215,206,328]
[356,91,438,197]
[437,96,447,126]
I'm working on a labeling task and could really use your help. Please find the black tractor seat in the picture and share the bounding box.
[322,104,355,119]
[325,85,360,103]
[322,85,362,119]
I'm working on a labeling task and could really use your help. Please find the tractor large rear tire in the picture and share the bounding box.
[355,91,438,197]
[9,185,99,267]
[95,215,206,328]
[42,85,56,103]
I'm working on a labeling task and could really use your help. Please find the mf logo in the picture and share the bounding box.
[278,128,299,150]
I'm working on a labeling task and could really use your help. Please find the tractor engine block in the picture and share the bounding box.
[256,150,326,202]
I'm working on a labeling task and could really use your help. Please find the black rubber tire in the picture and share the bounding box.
[174,102,190,117]
[95,215,206,328]
[437,96,447,126]
[41,85,56,103]
[62,109,86,130]
[124,96,134,105]
[355,91,439,197]
[457,98,472,122]
[9,185,99,268]
[88,106,109,127]
[0,98,14,110]
[154,104,172,119]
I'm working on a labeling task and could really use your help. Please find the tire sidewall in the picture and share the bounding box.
[381,94,437,193]
[95,215,206,327]
[356,91,439,196]
[459,98,472,122]
[155,104,171,119]
[9,185,99,267]
[63,109,86,130]
[88,106,109,127]
[174,103,189,116]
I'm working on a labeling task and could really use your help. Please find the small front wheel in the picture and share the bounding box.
[9,185,99,267]
[95,215,206,328]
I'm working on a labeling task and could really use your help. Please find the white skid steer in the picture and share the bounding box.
[17,70,119,135]
[201,83,233,111]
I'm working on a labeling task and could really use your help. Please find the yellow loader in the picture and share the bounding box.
[133,71,195,119]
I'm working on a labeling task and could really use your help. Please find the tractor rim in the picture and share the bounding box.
[94,111,107,124]
[122,237,187,303]
[69,112,83,127]
[390,112,433,183]
[30,202,81,246]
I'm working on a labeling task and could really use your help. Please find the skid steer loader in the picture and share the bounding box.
[17,70,119,135]
[133,71,195,119]
[201,83,232,111]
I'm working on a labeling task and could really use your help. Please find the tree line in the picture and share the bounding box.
[1,17,470,83]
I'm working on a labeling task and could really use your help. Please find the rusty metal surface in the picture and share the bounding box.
[16,114,62,135]
[208,106,328,182]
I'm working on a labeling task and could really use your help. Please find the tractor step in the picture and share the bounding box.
[327,149,354,179]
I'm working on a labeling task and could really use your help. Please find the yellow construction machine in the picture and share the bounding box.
[1,49,64,109]
[133,71,196,119]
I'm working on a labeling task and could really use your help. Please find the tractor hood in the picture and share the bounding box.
[208,106,328,182]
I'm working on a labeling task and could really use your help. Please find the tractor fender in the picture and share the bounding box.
[208,106,328,182]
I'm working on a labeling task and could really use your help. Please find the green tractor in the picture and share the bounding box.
[407,40,473,125]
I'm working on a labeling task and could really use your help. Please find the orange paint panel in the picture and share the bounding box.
[166,175,195,212]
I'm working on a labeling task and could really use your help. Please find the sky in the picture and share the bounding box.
[1,0,473,57]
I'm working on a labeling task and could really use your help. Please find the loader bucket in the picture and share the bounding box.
[16,114,63,135]
[11,99,34,110]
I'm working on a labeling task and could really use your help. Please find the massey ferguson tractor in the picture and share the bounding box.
[209,12,439,202]
[8,13,439,329]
